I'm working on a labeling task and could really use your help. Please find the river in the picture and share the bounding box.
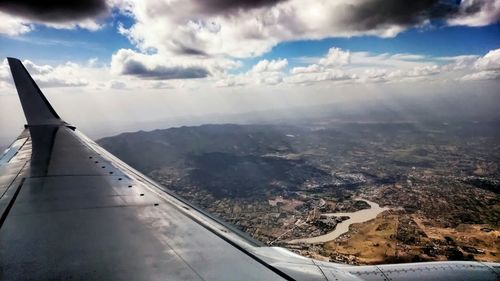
[289,199,390,244]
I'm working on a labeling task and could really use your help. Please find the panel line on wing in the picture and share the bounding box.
[374,265,390,281]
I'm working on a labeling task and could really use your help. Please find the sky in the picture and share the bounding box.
[0,0,500,146]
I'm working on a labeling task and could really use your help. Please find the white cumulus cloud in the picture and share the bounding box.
[447,0,500,27]
[0,11,32,35]
[474,48,500,70]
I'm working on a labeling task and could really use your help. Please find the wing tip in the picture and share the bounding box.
[6,57,21,65]
[8,57,63,126]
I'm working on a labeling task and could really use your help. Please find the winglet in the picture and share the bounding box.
[7,57,63,126]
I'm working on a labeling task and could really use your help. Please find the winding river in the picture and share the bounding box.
[289,199,390,244]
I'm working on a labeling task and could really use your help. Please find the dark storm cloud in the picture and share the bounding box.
[120,59,209,80]
[0,0,107,22]
[195,0,287,13]
[341,0,461,30]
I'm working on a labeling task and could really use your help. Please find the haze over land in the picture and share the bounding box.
[1,80,499,147]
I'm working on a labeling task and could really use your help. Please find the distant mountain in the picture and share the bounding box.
[97,119,500,200]
[98,124,335,199]
[99,124,300,173]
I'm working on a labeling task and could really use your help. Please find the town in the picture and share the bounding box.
[99,117,500,265]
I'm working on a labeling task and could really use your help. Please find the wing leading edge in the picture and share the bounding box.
[0,58,498,281]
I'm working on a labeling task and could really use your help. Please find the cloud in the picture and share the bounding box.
[0,0,497,52]
[319,48,350,67]
[363,49,500,83]
[361,68,391,83]
[403,65,440,77]
[23,60,53,75]
[2,47,499,96]
[192,0,287,13]
[110,49,210,80]
[0,11,32,35]
[0,59,13,86]
[461,70,500,81]
[108,80,128,90]
[290,64,322,74]
[339,0,445,31]
[285,47,356,84]
[0,0,108,35]
[115,0,500,60]
[286,47,500,85]
[0,59,91,89]
[0,0,107,23]
[390,54,427,61]
[382,65,441,82]
[222,47,500,86]
[32,61,90,88]
[337,0,499,30]
[218,46,470,86]
[150,81,174,89]
[285,70,356,84]
[250,59,288,73]
[447,0,500,27]
[36,77,88,88]
[41,18,103,31]
[116,58,209,80]
[474,48,500,70]
[459,48,500,80]
[216,58,288,87]
[439,55,479,71]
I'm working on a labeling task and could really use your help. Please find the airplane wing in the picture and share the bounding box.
[1,57,498,280]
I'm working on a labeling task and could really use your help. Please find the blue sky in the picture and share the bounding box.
[270,24,500,58]
[0,13,132,64]
[245,23,500,71]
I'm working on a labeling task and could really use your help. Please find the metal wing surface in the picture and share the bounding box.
[1,58,498,281]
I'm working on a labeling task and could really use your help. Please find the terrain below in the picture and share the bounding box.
[98,118,500,265]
